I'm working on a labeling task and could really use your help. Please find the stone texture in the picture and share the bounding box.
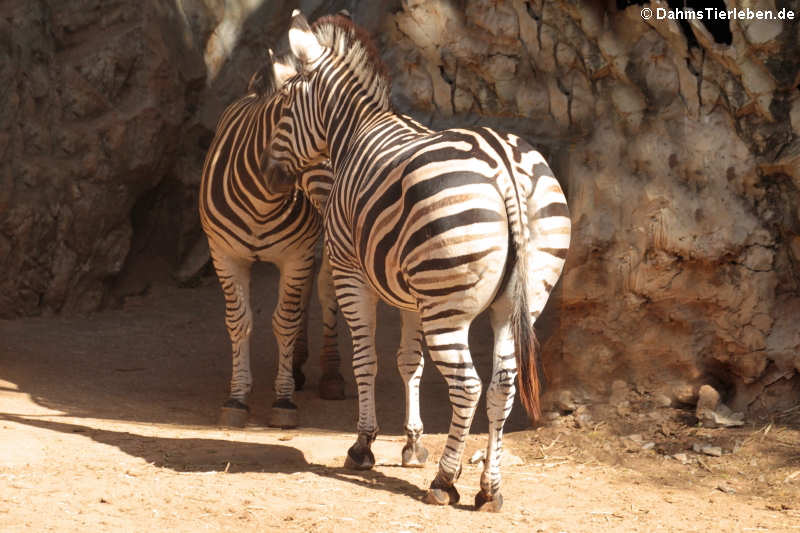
[0,0,203,316]
[377,0,800,414]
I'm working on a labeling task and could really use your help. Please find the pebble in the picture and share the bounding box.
[654,393,672,407]
[696,384,720,413]
[469,450,485,464]
[692,442,723,456]
[555,390,577,413]
[672,453,689,464]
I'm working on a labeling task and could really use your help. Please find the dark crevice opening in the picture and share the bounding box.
[617,0,733,47]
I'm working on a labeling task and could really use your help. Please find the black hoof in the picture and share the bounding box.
[318,372,345,400]
[293,368,306,391]
[269,399,298,429]
[344,444,375,470]
[401,442,429,468]
[424,471,460,506]
[219,399,249,427]
[474,490,504,512]
[424,485,460,506]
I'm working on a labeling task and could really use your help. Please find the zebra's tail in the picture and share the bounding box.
[492,134,542,424]
[510,236,542,424]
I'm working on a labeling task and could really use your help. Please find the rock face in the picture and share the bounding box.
[2,0,798,414]
[0,0,204,315]
[378,0,800,414]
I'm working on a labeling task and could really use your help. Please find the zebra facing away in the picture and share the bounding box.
[198,53,344,429]
[263,12,572,511]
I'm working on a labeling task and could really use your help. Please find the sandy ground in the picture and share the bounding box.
[1,265,799,532]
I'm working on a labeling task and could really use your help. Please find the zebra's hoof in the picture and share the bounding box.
[219,399,249,427]
[474,490,503,512]
[268,399,298,429]
[424,485,460,506]
[318,372,345,400]
[401,442,428,468]
[344,443,375,470]
[293,368,306,391]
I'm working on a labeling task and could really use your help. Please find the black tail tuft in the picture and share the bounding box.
[511,269,542,424]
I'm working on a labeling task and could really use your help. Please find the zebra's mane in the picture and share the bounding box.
[311,15,391,110]
[247,52,298,96]
[247,63,277,95]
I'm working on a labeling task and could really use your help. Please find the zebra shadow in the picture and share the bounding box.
[0,414,427,502]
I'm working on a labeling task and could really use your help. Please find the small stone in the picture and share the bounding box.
[543,410,562,421]
[702,445,723,457]
[671,383,698,405]
[716,483,736,494]
[627,433,644,444]
[696,385,720,414]
[575,412,593,429]
[672,453,689,464]
[698,402,745,428]
[654,393,672,407]
[642,442,655,451]
[469,450,486,464]
[555,390,577,413]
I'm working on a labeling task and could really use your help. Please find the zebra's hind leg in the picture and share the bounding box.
[474,296,519,512]
[269,253,316,429]
[211,249,254,428]
[423,322,481,506]
[334,272,379,470]
[397,310,428,467]
[316,251,345,400]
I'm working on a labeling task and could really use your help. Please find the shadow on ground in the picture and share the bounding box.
[0,265,533,435]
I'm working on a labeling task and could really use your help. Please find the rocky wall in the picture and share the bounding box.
[378,0,800,413]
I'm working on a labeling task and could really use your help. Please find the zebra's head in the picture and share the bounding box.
[258,48,311,196]
[263,11,335,195]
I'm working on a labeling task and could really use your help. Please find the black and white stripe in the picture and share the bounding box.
[264,12,571,509]
[198,55,343,428]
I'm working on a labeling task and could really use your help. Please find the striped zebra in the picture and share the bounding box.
[262,12,571,511]
[198,53,343,429]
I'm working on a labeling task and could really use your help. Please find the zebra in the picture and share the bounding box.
[262,12,571,511]
[198,52,344,429]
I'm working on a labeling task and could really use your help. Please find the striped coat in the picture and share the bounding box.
[265,12,571,510]
[199,59,343,429]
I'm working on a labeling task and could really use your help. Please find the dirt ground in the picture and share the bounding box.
[1,265,799,532]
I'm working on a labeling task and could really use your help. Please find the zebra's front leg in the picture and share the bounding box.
[334,273,379,470]
[269,254,315,428]
[423,322,482,506]
[397,310,428,467]
[316,251,345,400]
[291,275,311,392]
[474,300,519,512]
[211,250,254,428]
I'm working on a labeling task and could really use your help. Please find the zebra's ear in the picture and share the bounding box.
[289,10,323,66]
[272,54,297,88]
